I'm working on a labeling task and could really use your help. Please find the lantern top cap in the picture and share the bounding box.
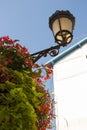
[49,10,75,30]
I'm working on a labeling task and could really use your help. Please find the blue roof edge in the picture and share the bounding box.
[46,37,87,66]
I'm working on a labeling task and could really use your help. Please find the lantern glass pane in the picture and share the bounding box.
[56,35,63,44]
[60,17,72,32]
[52,19,60,36]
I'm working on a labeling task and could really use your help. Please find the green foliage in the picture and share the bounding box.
[0,36,55,130]
[0,70,43,130]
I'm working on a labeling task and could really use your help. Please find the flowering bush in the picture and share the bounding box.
[0,36,55,130]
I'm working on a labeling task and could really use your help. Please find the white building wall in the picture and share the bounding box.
[53,44,87,130]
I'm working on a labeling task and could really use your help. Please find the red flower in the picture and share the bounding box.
[37,78,42,85]
[8,59,13,63]
[25,52,30,57]
[2,36,14,44]
[22,46,28,51]
[24,58,29,64]
[28,60,33,66]
[17,49,22,55]
[0,66,3,71]
[15,43,22,49]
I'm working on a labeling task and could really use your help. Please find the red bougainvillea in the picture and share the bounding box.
[0,36,55,130]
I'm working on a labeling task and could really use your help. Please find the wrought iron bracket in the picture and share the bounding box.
[31,45,60,63]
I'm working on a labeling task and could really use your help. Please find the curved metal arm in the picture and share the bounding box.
[31,45,60,63]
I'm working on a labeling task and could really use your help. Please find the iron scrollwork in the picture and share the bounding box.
[31,45,60,63]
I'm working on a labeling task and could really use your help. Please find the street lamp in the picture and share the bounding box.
[31,10,75,63]
[49,10,75,46]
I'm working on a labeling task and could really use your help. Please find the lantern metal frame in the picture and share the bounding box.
[31,10,75,63]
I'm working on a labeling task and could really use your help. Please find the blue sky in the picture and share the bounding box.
[0,0,87,64]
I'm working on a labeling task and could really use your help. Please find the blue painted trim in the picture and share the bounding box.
[46,37,87,66]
